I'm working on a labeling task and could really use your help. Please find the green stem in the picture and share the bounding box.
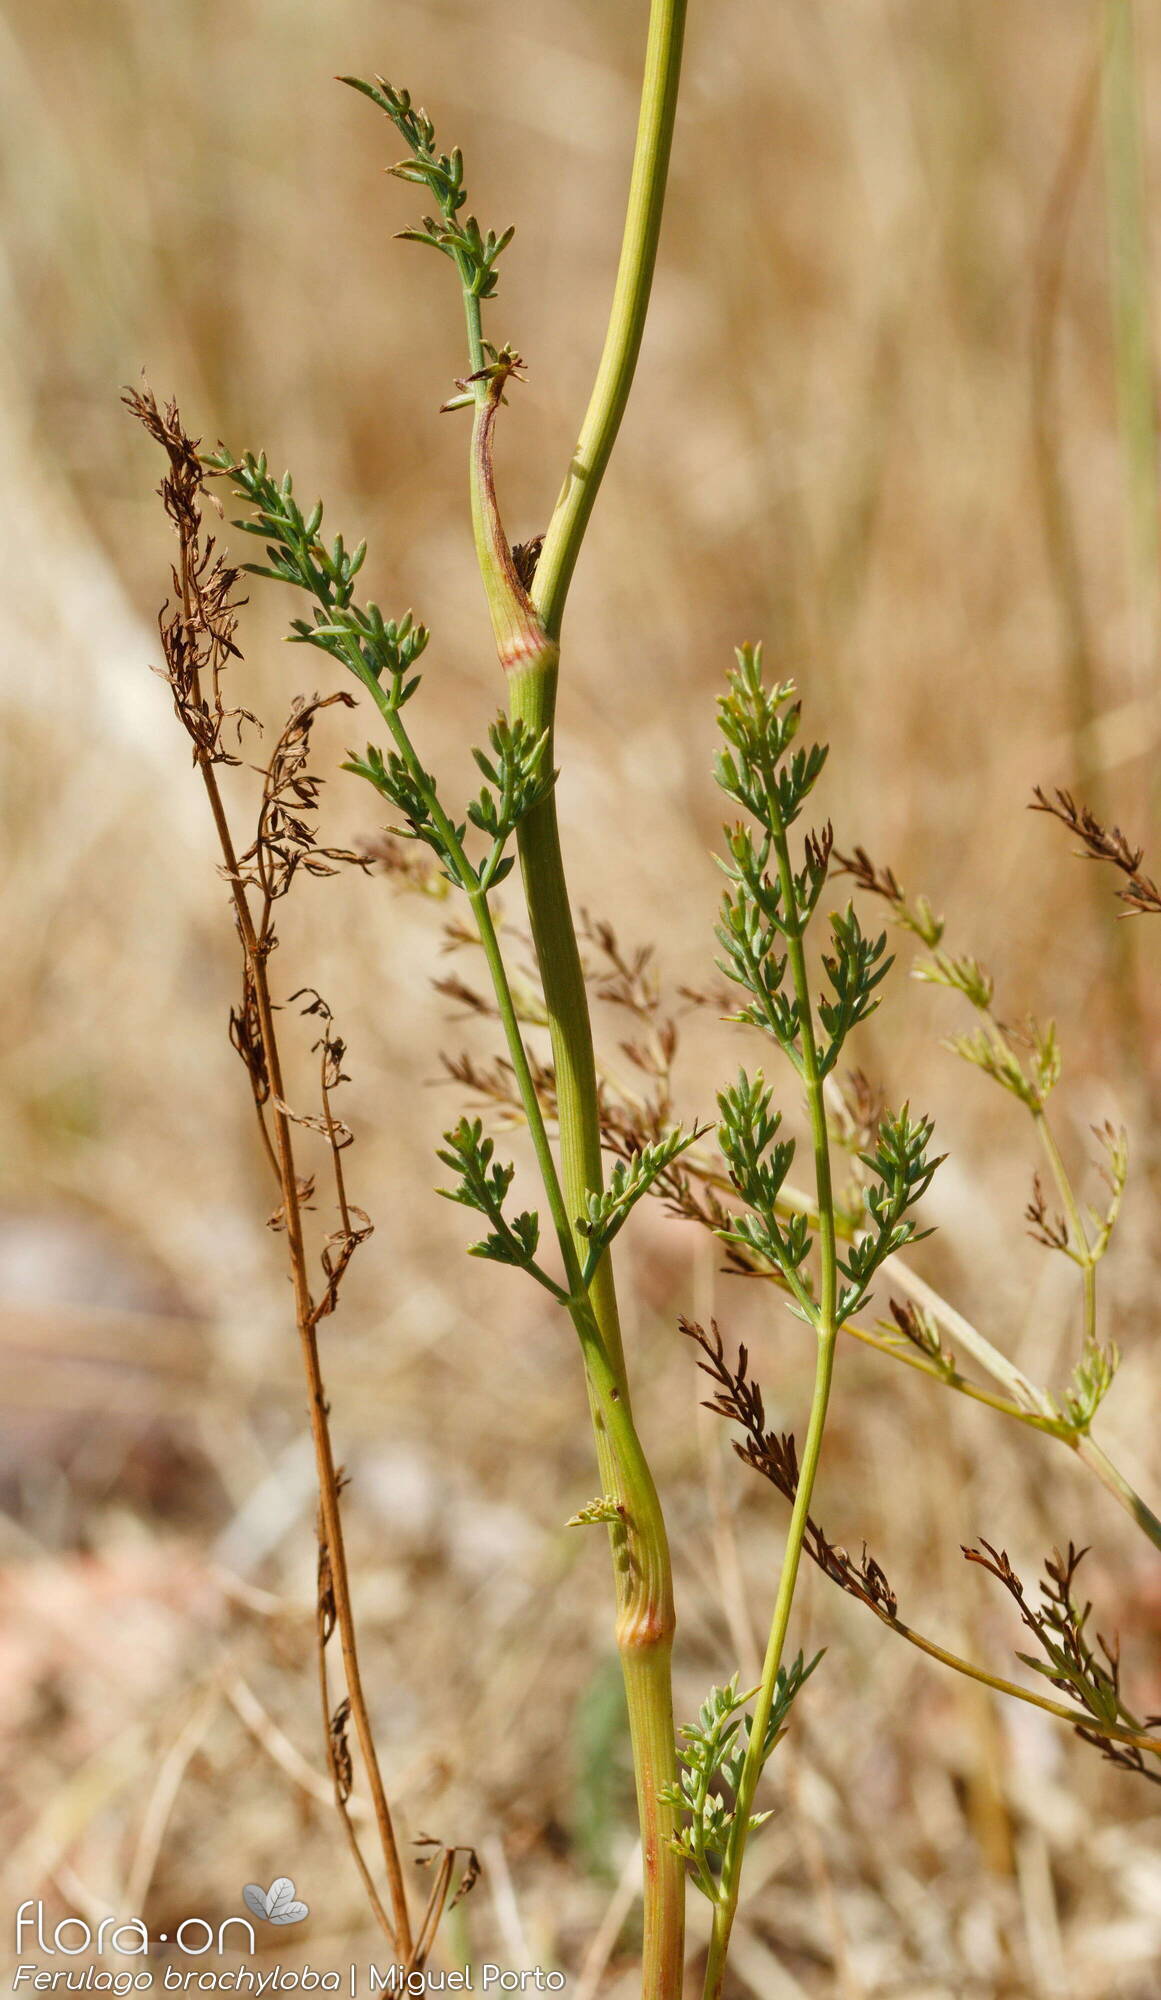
[469,831,684,1999]
[704,824,840,2000]
[863,1595,1161,1756]
[702,1898,732,2000]
[450,7,690,1989]
[842,1319,1075,1434]
[507,654,685,2000]
[740,1240,1161,1546]
[531,0,688,640]
[471,854,685,1997]
[1034,1110,1104,1381]
[501,683,683,1998]
[505,676,683,2000]
[1035,1112,1092,1263]
[461,287,485,377]
[502,6,689,1987]
[467,888,582,1281]
[705,1330,838,2000]
[886,1256,1054,1417]
[568,1292,683,1995]
[1076,1432,1161,1552]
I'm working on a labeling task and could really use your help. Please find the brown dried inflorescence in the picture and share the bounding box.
[964,1539,1161,1784]
[130,386,443,1962]
[1025,1173,1071,1253]
[832,844,905,912]
[1031,786,1161,917]
[683,1318,898,1619]
[126,386,255,766]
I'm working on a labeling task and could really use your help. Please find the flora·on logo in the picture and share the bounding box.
[241,1880,310,1926]
[14,1902,258,1960]
[15,1904,148,1957]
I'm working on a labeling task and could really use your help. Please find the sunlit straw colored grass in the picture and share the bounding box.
[113,7,1161,1992]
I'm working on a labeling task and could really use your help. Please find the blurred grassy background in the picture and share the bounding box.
[3,0,1161,1993]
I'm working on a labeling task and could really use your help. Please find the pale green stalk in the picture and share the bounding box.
[702,813,841,2000]
[1026,1113,1161,1547]
[884,1256,1053,1416]
[531,0,688,639]
[858,1193,1161,1553]
[841,1316,1074,1432]
[463,7,689,1992]
[1032,1117,1104,1415]
[1075,1433,1161,1548]
[864,1243,1161,1554]
[728,1179,1161,1545]
[848,1592,1161,1759]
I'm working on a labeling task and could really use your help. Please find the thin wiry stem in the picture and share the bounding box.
[740,1171,1161,1553]
[204,670,413,1963]
[132,391,413,1959]
[1076,1433,1161,1549]
[860,1594,1161,1760]
[205,676,414,1962]
[692,1323,1161,1768]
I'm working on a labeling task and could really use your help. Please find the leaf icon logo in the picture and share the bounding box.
[242,1878,310,1925]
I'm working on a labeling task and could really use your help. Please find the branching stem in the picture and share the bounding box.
[739,1174,1161,1552]
[473,8,690,1994]
[704,817,840,2000]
